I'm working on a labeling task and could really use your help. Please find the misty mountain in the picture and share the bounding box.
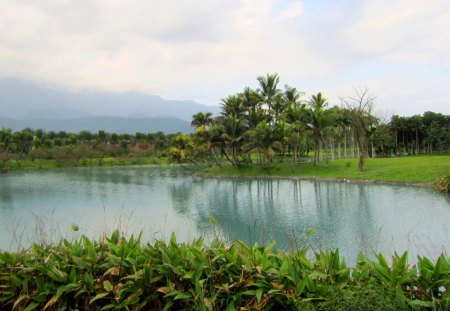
[0,78,220,121]
[21,108,95,120]
[0,116,192,134]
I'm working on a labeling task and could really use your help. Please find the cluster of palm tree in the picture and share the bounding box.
[180,74,450,171]
[173,74,371,170]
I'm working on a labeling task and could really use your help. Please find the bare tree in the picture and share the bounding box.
[339,88,377,172]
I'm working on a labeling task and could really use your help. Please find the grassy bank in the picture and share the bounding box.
[199,155,450,184]
[1,156,168,172]
[0,232,448,310]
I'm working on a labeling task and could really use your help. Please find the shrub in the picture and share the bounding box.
[434,174,450,192]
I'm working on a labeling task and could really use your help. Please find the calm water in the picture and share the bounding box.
[1,166,449,264]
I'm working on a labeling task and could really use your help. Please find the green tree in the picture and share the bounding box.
[191,112,214,129]
[245,120,281,167]
[221,115,246,167]
[308,92,333,165]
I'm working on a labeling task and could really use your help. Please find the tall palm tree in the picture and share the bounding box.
[245,120,281,166]
[284,85,304,108]
[257,73,281,116]
[285,103,308,163]
[221,115,246,167]
[191,112,214,129]
[221,94,246,117]
[308,92,333,165]
[241,87,263,113]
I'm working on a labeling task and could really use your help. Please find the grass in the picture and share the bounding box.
[2,156,169,172]
[1,231,449,310]
[199,155,450,184]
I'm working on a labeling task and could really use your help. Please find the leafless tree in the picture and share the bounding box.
[339,88,377,172]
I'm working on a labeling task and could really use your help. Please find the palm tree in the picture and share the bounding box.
[191,112,214,129]
[285,103,308,163]
[257,73,281,116]
[221,95,246,117]
[308,92,333,165]
[245,120,281,167]
[241,87,263,113]
[284,85,304,108]
[221,115,246,166]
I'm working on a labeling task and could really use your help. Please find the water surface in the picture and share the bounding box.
[1,166,449,264]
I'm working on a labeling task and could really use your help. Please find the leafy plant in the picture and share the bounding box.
[1,232,449,310]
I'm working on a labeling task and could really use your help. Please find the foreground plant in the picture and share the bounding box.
[0,232,449,310]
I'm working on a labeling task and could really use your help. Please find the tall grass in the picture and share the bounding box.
[1,231,448,310]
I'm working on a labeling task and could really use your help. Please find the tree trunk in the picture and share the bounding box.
[338,142,341,160]
[358,149,365,172]
[351,133,355,158]
[344,132,347,159]
[395,129,398,153]
[331,138,335,160]
[323,139,329,164]
[415,128,419,155]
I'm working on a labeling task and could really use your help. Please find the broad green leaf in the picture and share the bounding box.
[256,288,263,303]
[103,280,113,292]
[174,292,191,300]
[47,267,67,283]
[225,301,235,311]
[89,292,110,305]
[23,302,39,311]
[163,301,174,311]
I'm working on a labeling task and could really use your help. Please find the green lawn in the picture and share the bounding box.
[2,156,168,171]
[199,155,450,183]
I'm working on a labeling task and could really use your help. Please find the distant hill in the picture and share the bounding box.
[0,116,192,134]
[0,78,220,121]
[20,108,95,120]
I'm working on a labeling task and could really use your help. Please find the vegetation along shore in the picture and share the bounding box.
[1,231,449,310]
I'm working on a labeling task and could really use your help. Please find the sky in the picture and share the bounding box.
[1,0,450,117]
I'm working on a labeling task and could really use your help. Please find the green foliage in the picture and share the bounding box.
[1,232,448,310]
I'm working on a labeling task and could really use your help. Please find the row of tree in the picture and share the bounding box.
[0,128,173,168]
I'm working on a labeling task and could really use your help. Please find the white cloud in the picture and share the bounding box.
[344,0,450,65]
[0,0,449,114]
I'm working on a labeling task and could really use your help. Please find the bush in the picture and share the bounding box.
[434,174,450,192]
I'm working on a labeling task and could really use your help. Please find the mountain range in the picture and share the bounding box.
[0,78,220,133]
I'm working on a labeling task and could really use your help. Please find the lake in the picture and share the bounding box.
[1,166,449,264]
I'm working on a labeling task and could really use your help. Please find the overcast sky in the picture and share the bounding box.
[1,0,449,116]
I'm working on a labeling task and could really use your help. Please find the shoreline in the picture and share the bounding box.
[195,172,434,188]
[1,160,440,189]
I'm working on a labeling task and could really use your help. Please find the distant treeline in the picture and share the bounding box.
[0,128,174,168]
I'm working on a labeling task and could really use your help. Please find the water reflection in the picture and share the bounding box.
[0,167,449,265]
